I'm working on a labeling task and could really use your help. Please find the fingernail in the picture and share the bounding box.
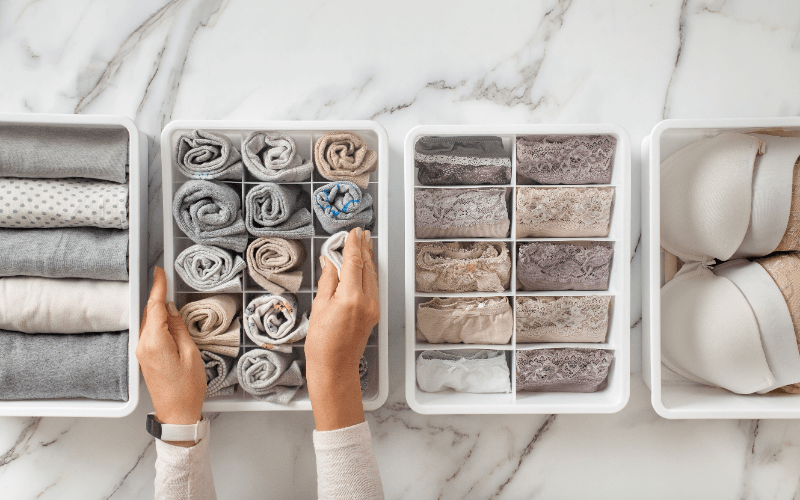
[365,230,373,250]
[167,302,180,317]
[319,256,326,270]
[355,227,363,239]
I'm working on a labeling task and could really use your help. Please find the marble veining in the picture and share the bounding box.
[2,0,800,498]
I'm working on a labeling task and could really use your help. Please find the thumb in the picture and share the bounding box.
[166,302,200,360]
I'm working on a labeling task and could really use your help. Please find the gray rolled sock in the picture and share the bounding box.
[237,349,304,404]
[176,130,243,181]
[244,183,314,238]
[242,131,313,182]
[202,350,239,398]
[174,244,246,293]
[0,330,129,401]
[173,180,248,252]
[0,228,128,280]
[0,124,129,183]
[312,181,374,235]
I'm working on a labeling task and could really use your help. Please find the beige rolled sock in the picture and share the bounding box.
[180,295,241,357]
[246,237,306,294]
[314,132,377,189]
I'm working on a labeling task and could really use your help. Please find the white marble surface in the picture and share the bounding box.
[2,0,800,498]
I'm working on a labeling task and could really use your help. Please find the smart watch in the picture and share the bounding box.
[146,413,209,443]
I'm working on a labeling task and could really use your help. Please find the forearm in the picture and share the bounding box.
[313,421,385,500]
[307,366,365,432]
[154,428,217,500]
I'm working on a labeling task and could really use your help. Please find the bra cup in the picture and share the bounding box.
[661,133,759,262]
[661,265,776,394]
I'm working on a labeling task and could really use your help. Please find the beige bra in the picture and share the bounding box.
[516,187,614,238]
[516,295,611,343]
[416,297,512,345]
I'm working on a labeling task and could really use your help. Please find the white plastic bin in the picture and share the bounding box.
[162,120,388,412]
[405,124,631,414]
[0,113,147,418]
[643,117,800,419]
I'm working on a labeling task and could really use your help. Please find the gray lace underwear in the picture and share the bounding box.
[414,188,509,238]
[516,135,616,185]
[516,348,613,393]
[415,136,511,185]
[517,241,613,291]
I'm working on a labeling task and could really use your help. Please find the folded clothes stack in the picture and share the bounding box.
[0,123,131,402]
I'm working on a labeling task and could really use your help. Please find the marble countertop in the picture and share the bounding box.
[3,0,800,498]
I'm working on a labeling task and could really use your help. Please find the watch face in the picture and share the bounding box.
[146,414,162,439]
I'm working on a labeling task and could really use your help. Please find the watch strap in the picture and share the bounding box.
[147,413,209,443]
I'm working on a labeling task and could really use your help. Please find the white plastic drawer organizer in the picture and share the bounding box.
[162,120,388,411]
[0,114,147,418]
[404,125,631,414]
[643,118,800,419]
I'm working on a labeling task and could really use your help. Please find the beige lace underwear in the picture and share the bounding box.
[415,188,510,239]
[416,297,512,344]
[775,158,800,252]
[415,241,512,293]
[756,252,800,394]
[516,187,614,238]
[516,295,611,343]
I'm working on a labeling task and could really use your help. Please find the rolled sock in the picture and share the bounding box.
[0,123,128,183]
[172,180,247,252]
[175,130,243,181]
[359,356,369,393]
[0,330,129,401]
[242,131,313,182]
[0,227,128,280]
[244,183,314,238]
[320,231,348,276]
[180,295,241,357]
[0,277,129,333]
[174,244,246,293]
[246,237,306,294]
[312,181,374,235]
[243,293,309,352]
[314,132,377,189]
[237,349,304,404]
[0,177,129,229]
[201,350,239,398]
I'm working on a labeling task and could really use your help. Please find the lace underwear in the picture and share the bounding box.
[775,157,800,252]
[415,136,511,186]
[516,348,613,393]
[241,131,313,182]
[516,295,611,343]
[243,293,309,353]
[416,349,511,393]
[414,188,510,238]
[517,241,613,291]
[415,241,511,293]
[516,186,614,238]
[416,297,513,345]
[756,253,800,394]
[516,135,616,185]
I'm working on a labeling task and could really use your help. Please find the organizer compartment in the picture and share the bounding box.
[405,125,630,414]
[163,120,388,412]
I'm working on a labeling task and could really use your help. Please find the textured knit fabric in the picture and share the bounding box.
[415,241,511,293]
[416,297,512,344]
[0,177,129,229]
[0,227,128,280]
[320,231,348,276]
[243,293,309,352]
[314,132,378,189]
[517,242,613,291]
[415,188,509,238]
[175,130,243,181]
[201,351,238,398]
[0,277,129,333]
[244,183,314,238]
[173,180,247,252]
[516,186,614,238]
[313,181,374,235]
[415,136,511,186]
[314,422,385,500]
[516,295,611,343]
[246,237,306,294]
[516,135,616,184]
[180,295,241,358]
[154,428,216,500]
[174,244,246,293]
[516,348,613,393]
[416,350,511,393]
[237,349,304,403]
[0,123,129,183]
[242,131,312,182]
[359,356,370,393]
[0,330,128,400]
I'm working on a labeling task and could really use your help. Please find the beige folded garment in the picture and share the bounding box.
[246,237,306,294]
[180,295,241,357]
[416,297,512,345]
[0,277,129,333]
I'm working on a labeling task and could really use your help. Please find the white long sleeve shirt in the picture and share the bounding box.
[154,421,384,500]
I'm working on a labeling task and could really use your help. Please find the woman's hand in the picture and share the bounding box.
[306,227,379,431]
[137,266,206,444]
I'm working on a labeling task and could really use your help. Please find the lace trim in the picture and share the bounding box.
[517,242,613,291]
[516,348,613,392]
[775,157,800,252]
[516,296,610,342]
[415,241,512,293]
[516,135,616,184]
[414,152,512,168]
[415,188,508,229]
[419,296,509,316]
[516,187,613,237]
